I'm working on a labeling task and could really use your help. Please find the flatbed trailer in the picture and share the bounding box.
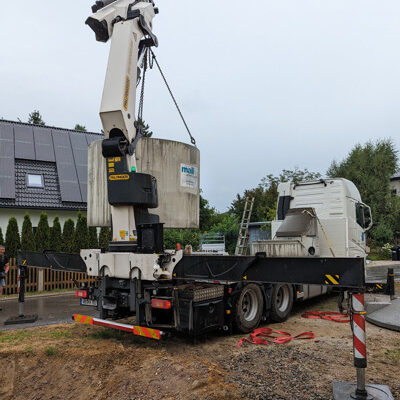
[18,251,384,337]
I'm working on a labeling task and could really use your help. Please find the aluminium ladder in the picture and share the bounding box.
[235,197,255,255]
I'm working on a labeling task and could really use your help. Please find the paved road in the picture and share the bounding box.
[0,293,98,331]
[366,264,400,282]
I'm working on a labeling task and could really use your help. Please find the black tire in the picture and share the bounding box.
[270,284,294,322]
[233,284,264,333]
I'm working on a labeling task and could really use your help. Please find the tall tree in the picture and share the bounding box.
[231,168,321,223]
[88,226,99,249]
[199,194,222,232]
[99,227,111,251]
[21,213,35,251]
[327,139,399,236]
[50,216,62,252]
[74,124,87,132]
[35,213,50,252]
[27,110,45,125]
[5,217,20,258]
[62,219,75,253]
[0,227,4,246]
[74,212,88,252]
[137,118,153,138]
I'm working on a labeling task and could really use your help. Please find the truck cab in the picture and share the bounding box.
[251,178,372,303]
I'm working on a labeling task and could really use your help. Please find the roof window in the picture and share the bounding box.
[27,174,44,188]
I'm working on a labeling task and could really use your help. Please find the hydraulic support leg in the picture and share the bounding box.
[4,265,38,325]
[351,293,370,400]
[332,292,393,400]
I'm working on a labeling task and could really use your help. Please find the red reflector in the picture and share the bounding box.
[75,290,88,298]
[151,299,172,309]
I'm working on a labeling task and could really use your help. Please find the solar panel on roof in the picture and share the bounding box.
[33,127,55,162]
[0,123,16,199]
[52,129,82,202]
[70,132,89,202]
[14,124,35,160]
[85,133,101,145]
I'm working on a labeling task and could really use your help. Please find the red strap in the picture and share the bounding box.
[301,311,350,323]
[237,327,315,347]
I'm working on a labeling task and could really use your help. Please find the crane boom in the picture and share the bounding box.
[86,0,158,244]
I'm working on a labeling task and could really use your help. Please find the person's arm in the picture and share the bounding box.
[4,257,9,274]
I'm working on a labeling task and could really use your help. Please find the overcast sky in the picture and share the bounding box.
[1,1,399,211]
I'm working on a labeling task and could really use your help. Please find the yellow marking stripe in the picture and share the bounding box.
[325,274,339,285]
[22,259,27,265]
[376,284,383,289]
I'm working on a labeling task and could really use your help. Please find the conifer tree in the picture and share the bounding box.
[5,217,20,258]
[35,212,50,252]
[62,219,75,253]
[88,226,99,249]
[74,212,88,252]
[99,227,111,251]
[0,227,4,246]
[21,213,35,251]
[50,216,62,252]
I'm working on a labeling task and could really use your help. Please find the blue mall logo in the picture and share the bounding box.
[181,166,195,175]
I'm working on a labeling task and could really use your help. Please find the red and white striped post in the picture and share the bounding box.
[351,293,370,400]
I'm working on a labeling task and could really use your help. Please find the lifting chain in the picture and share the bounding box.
[135,47,197,147]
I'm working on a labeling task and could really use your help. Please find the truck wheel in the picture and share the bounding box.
[234,284,263,333]
[270,284,294,322]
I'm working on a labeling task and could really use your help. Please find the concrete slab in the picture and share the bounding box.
[0,293,98,331]
[366,298,400,332]
[365,294,391,314]
[333,381,393,400]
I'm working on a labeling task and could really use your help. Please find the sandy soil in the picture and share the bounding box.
[0,294,399,400]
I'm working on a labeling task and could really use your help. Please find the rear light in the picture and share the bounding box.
[75,290,88,298]
[151,298,172,309]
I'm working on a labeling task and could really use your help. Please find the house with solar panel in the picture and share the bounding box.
[0,120,101,233]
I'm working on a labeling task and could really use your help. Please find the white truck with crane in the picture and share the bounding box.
[18,0,374,339]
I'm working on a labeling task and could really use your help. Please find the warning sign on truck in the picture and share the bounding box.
[180,164,198,189]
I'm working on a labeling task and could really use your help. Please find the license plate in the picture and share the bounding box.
[80,298,97,307]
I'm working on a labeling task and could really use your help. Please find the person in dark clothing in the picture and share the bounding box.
[0,246,9,311]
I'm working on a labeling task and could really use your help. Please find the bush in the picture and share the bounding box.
[99,227,111,251]
[35,213,50,252]
[21,213,35,251]
[5,217,20,258]
[209,213,239,254]
[372,223,394,247]
[62,219,75,253]
[164,229,201,251]
[74,212,88,252]
[88,227,99,249]
[50,217,62,252]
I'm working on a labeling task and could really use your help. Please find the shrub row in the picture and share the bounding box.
[1,212,111,258]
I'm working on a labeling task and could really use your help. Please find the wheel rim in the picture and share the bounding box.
[276,285,290,312]
[241,288,258,322]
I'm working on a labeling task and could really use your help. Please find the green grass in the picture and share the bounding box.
[48,329,72,339]
[385,348,400,364]
[0,330,34,345]
[89,328,123,340]
[24,345,35,355]
[45,346,57,356]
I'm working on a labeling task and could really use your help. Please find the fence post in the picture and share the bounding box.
[38,269,44,292]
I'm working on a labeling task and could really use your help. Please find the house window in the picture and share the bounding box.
[27,174,44,188]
